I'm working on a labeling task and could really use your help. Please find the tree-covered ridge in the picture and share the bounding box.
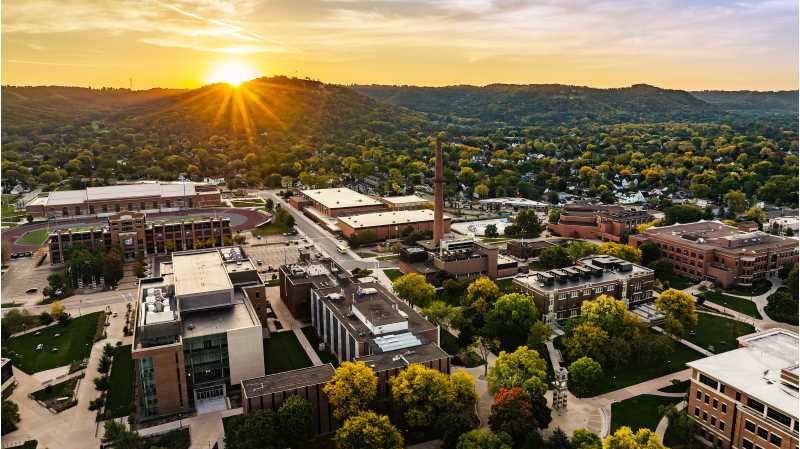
[354,83,798,126]
[691,90,799,116]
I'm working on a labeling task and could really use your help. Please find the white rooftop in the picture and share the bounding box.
[381,195,429,206]
[687,329,799,417]
[172,250,233,297]
[338,209,445,229]
[302,188,382,210]
[45,182,199,206]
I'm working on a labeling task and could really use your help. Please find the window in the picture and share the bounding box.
[695,407,700,417]
[101,204,108,213]
[770,435,782,447]
[719,421,725,431]
[713,399,718,409]
[127,202,133,211]
[115,204,120,212]
[722,404,727,413]
[697,390,702,400]
[743,440,754,449]
[700,374,719,390]
[767,407,792,427]
[703,412,708,421]
[748,398,766,413]
[705,394,710,404]
[745,421,756,432]
[736,392,742,401]
[757,427,769,439]
[711,417,717,426]
[720,384,726,394]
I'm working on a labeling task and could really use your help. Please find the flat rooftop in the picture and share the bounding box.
[642,220,796,253]
[172,250,233,297]
[515,256,652,292]
[381,195,429,206]
[181,294,260,338]
[242,364,335,399]
[688,329,799,417]
[356,343,450,372]
[45,182,202,206]
[302,188,382,210]
[338,209,444,229]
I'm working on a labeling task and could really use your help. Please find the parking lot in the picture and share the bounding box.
[243,232,307,277]
[1,248,57,306]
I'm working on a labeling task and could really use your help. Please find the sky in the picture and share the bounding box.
[2,0,798,90]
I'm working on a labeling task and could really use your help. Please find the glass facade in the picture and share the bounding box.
[139,357,158,417]
[183,333,229,392]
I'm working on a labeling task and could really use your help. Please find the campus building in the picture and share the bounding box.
[686,329,798,449]
[337,209,451,241]
[513,255,655,321]
[297,188,385,217]
[25,182,221,219]
[48,212,233,264]
[547,204,653,242]
[400,237,527,281]
[379,195,430,210]
[132,247,265,420]
[629,221,799,288]
[506,240,557,260]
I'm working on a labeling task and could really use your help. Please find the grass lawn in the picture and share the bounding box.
[724,279,772,296]
[495,278,516,292]
[231,200,265,208]
[658,273,695,290]
[32,376,79,401]
[659,379,689,394]
[2,312,104,374]
[301,327,339,367]
[16,228,49,245]
[376,254,399,261]
[252,222,289,237]
[384,269,404,282]
[685,313,755,354]
[264,331,312,374]
[610,394,682,432]
[105,345,133,418]
[701,291,761,319]
[564,329,704,396]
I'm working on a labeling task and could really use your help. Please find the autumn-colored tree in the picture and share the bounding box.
[603,427,666,449]
[389,364,477,428]
[465,276,501,311]
[457,430,513,449]
[568,356,603,397]
[572,429,602,449]
[335,411,403,449]
[563,323,609,363]
[392,273,436,308]
[597,242,642,264]
[489,387,551,444]
[487,346,548,396]
[655,289,698,338]
[482,293,539,351]
[323,361,377,420]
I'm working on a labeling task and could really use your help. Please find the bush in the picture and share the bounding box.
[94,376,110,391]
[39,312,53,325]
[88,396,105,411]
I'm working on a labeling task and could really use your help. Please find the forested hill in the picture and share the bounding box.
[691,90,799,116]
[352,83,795,125]
[1,77,427,144]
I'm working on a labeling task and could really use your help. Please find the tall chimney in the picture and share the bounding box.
[433,139,444,246]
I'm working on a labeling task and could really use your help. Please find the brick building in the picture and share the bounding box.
[378,195,430,210]
[25,182,221,219]
[300,188,386,217]
[629,221,798,288]
[337,209,450,241]
[513,255,655,321]
[506,240,557,260]
[48,212,233,264]
[132,247,264,421]
[547,204,653,242]
[686,329,798,449]
[400,237,527,282]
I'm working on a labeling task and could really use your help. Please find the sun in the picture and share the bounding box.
[206,61,262,86]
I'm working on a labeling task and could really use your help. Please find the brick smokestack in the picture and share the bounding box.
[433,139,444,246]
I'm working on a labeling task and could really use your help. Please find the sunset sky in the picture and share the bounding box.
[2,0,798,90]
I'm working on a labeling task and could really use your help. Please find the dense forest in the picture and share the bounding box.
[1,78,798,207]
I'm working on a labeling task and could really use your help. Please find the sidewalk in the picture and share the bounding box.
[651,326,714,357]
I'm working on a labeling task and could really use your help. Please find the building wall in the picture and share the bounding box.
[31,190,221,219]
[227,325,266,386]
[243,383,334,435]
[338,218,451,240]
[132,343,190,419]
[243,285,270,326]
[278,268,312,321]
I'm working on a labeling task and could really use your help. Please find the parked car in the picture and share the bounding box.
[257,260,263,266]
[25,288,38,294]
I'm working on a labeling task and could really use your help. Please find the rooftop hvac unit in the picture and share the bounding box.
[358,287,378,296]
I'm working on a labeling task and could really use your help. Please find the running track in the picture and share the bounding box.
[2,208,270,253]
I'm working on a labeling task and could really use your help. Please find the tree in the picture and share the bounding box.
[514,209,543,238]
[265,198,274,211]
[465,276,501,310]
[457,430,513,449]
[597,242,641,264]
[225,408,281,449]
[572,429,602,449]
[473,336,497,377]
[278,396,313,442]
[389,364,477,428]
[436,412,474,449]
[489,387,550,445]
[580,295,633,337]
[563,323,609,364]
[423,300,457,327]
[50,300,66,321]
[527,320,552,347]
[655,289,698,338]
[392,273,436,308]
[548,208,562,224]
[101,420,142,449]
[2,400,20,435]
[603,427,666,449]
[335,411,403,449]
[474,184,490,198]
[102,247,124,287]
[487,346,548,396]
[323,361,377,420]
[664,204,703,225]
[548,428,572,449]
[568,357,603,397]
[539,245,572,269]
[658,406,696,447]
[565,241,598,263]
[638,241,661,266]
[484,224,499,237]
[483,293,539,351]
[649,258,672,280]
[724,190,747,214]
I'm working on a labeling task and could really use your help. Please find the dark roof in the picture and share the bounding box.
[241,364,335,399]
[356,343,450,372]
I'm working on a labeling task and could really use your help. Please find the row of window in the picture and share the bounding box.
[744,419,784,448]
[694,407,726,432]
[696,390,728,414]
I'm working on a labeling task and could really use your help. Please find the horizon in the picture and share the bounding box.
[2,0,798,91]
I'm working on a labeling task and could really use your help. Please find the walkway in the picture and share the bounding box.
[651,326,714,357]
[655,401,686,439]
[266,287,323,366]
